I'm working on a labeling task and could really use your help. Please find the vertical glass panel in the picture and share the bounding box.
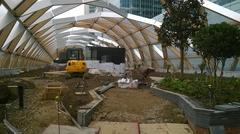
[119,0,162,18]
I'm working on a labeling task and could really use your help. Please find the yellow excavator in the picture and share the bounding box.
[64,48,87,77]
[65,60,87,76]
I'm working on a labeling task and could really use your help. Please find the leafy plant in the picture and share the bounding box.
[198,62,206,75]
[166,64,171,73]
[158,75,240,107]
[192,22,240,80]
[156,0,207,77]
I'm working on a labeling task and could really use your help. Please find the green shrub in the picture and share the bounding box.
[158,76,240,108]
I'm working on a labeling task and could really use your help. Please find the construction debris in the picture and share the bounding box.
[88,69,102,75]
[117,78,138,88]
[96,82,115,94]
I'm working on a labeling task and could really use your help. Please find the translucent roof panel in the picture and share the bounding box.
[188,58,203,70]
[133,32,147,46]
[203,0,240,23]
[119,19,138,33]
[124,36,136,48]
[2,21,24,49]
[210,0,238,9]
[0,4,8,17]
[236,62,240,71]
[19,13,33,22]
[167,47,179,59]
[207,9,238,24]
[97,36,119,47]
[133,49,141,59]
[153,45,164,58]
[0,5,16,31]
[106,0,120,7]
[155,60,164,68]
[223,58,235,71]
[106,30,120,41]
[46,6,61,13]
[170,58,180,69]
[142,45,151,60]
[113,25,128,37]
[55,5,85,19]
[97,18,116,28]
[185,47,198,58]
[61,27,84,33]
[4,0,23,9]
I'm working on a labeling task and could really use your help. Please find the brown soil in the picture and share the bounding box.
[1,70,187,133]
[57,74,118,118]
[93,88,187,123]
[0,123,8,133]
[7,78,73,134]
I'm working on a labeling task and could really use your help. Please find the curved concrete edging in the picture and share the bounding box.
[149,87,240,129]
[77,82,115,126]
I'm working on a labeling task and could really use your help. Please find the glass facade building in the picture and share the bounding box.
[120,0,163,18]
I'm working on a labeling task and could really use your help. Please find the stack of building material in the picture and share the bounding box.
[117,78,138,88]
[86,60,125,76]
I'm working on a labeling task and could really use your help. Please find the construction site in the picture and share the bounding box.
[0,0,240,134]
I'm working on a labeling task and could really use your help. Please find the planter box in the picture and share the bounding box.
[149,87,240,134]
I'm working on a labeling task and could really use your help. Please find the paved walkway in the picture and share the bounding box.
[42,124,98,134]
[42,122,193,134]
[89,121,193,134]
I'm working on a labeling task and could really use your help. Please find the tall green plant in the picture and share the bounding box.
[198,62,206,75]
[192,22,240,80]
[156,0,207,77]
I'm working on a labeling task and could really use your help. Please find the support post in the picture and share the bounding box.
[18,86,24,109]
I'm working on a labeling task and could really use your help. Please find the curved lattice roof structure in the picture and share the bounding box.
[0,0,240,73]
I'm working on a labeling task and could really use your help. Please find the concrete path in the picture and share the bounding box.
[89,121,193,134]
[140,123,193,134]
[42,124,98,134]
[42,122,193,134]
[90,121,139,134]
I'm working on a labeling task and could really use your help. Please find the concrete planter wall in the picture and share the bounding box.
[77,83,115,126]
[0,68,22,77]
[150,87,240,134]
